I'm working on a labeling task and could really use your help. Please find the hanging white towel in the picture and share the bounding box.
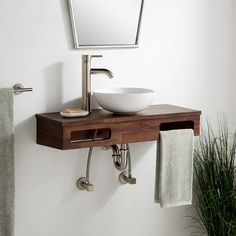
[155,129,194,208]
[0,88,14,236]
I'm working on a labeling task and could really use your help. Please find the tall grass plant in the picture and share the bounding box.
[193,119,236,236]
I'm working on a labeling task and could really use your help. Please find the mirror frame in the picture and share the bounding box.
[68,0,144,49]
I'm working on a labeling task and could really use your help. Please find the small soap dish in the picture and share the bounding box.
[60,108,89,118]
[60,111,89,117]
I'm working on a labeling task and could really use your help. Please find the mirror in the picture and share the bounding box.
[68,0,144,48]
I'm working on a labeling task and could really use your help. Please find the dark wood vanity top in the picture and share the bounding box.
[36,104,201,150]
[36,104,201,126]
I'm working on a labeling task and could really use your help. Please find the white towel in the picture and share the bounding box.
[155,129,194,208]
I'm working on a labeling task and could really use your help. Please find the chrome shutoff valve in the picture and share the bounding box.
[76,177,94,192]
[119,171,136,185]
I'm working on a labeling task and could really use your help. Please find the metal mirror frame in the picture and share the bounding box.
[68,0,144,49]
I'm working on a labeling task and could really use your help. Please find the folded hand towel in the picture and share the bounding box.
[155,129,194,208]
[0,88,14,236]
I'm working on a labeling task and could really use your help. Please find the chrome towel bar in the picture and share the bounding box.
[13,83,33,94]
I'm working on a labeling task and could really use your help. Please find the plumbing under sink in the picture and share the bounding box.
[94,87,155,114]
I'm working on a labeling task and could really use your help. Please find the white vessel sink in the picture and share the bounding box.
[94,88,155,114]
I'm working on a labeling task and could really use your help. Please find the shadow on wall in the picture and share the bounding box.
[44,62,63,112]
[15,116,36,147]
[59,0,74,50]
[43,60,82,112]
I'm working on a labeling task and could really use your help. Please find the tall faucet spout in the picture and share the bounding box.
[90,68,114,79]
[81,55,113,112]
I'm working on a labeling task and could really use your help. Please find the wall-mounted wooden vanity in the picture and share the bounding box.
[35,104,201,150]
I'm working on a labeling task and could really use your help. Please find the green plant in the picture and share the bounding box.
[192,119,236,236]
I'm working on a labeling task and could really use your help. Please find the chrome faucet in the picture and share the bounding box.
[82,55,113,112]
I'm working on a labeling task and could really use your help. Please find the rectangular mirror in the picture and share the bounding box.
[68,0,144,49]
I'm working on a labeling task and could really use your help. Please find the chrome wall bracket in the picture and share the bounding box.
[13,83,33,94]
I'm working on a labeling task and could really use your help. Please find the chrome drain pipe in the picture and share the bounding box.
[111,144,128,171]
[119,144,136,185]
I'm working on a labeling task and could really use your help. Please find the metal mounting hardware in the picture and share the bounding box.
[76,177,94,192]
[13,83,33,94]
[71,137,106,143]
[119,171,136,185]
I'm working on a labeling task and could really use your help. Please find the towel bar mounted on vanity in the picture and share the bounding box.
[35,104,201,191]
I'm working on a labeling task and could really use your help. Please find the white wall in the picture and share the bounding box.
[0,0,236,236]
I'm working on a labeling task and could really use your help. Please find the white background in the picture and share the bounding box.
[0,0,236,236]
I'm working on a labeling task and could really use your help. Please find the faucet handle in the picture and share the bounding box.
[82,54,103,62]
[91,55,103,58]
[82,182,94,192]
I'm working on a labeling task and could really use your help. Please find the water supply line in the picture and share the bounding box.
[76,129,98,192]
[77,140,136,192]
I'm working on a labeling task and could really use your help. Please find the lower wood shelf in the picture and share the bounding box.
[35,104,201,150]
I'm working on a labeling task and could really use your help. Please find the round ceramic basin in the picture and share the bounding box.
[93,87,155,114]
